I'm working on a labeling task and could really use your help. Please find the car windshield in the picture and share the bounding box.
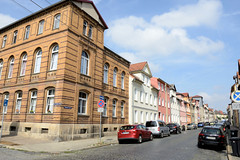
[120,126,135,130]
[201,128,220,135]
[146,121,157,127]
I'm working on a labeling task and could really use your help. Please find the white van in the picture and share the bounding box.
[146,120,170,137]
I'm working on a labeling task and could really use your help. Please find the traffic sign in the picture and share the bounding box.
[232,103,240,110]
[3,99,8,107]
[98,100,105,108]
[232,91,240,102]
[98,108,104,112]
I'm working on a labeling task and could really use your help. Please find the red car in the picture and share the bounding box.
[118,124,153,144]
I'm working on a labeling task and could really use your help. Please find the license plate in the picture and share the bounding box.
[206,136,216,140]
[170,130,173,132]
[122,132,129,134]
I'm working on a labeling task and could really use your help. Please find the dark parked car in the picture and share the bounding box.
[167,123,181,134]
[198,126,226,150]
[118,124,153,144]
[198,122,204,128]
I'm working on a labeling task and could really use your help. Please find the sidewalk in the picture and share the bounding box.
[226,126,240,160]
[0,134,118,153]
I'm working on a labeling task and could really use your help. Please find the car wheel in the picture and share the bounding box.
[160,132,164,138]
[149,134,153,141]
[138,135,142,143]
[198,142,203,148]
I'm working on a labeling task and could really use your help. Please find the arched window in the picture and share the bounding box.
[121,72,125,89]
[121,101,124,117]
[53,14,61,29]
[103,63,109,84]
[81,51,89,75]
[20,53,27,76]
[113,68,117,87]
[78,92,87,114]
[50,44,59,70]
[46,88,55,113]
[103,97,108,116]
[29,90,37,113]
[15,91,22,113]
[0,59,3,79]
[34,49,42,73]
[112,99,117,117]
[8,57,14,78]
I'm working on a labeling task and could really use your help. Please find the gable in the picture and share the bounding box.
[142,63,152,77]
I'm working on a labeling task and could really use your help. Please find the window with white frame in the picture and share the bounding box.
[3,93,9,114]
[50,44,59,70]
[83,21,88,35]
[168,101,170,108]
[140,91,143,103]
[81,51,89,75]
[143,75,145,84]
[158,81,160,89]
[163,114,165,121]
[141,111,143,123]
[8,57,14,78]
[112,99,116,117]
[88,25,93,38]
[147,77,150,86]
[145,93,148,104]
[161,84,164,91]
[20,53,27,76]
[135,110,138,123]
[134,89,138,101]
[0,60,3,79]
[103,98,108,116]
[159,97,161,105]
[12,30,18,44]
[103,63,109,84]
[53,14,60,29]
[78,92,87,114]
[154,96,157,106]
[146,112,148,121]
[113,68,117,87]
[121,72,125,89]
[24,25,30,39]
[154,113,157,120]
[46,89,55,113]
[150,94,153,105]
[121,101,124,117]
[38,20,44,34]
[29,90,37,113]
[162,99,164,106]
[150,113,153,120]
[15,91,22,113]
[34,49,42,73]
[2,35,7,48]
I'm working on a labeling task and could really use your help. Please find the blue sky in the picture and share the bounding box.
[1,0,239,112]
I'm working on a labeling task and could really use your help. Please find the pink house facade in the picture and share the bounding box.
[151,77,171,123]
[177,93,187,126]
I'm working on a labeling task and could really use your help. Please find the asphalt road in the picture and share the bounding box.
[0,128,227,160]
[46,128,227,160]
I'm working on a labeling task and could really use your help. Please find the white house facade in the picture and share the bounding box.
[170,85,180,124]
[128,62,158,125]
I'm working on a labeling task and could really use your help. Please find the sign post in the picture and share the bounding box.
[98,96,104,142]
[0,99,8,141]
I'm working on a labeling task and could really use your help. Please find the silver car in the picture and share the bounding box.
[146,120,170,137]
[187,123,197,130]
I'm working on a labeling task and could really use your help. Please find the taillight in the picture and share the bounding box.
[174,126,177,128]
[199,133,204,136]
[218,135,225,138]
[223,128,225,131]
[158,127,160,131]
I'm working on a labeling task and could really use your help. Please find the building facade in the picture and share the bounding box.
[169,84,180,124]
[0,0,130,141]
[129,62,158,125]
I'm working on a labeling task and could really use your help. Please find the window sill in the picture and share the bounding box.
[78,114,90,117]
[112,116,117,119]
[43,113,53,115]
[121,117,125,119]
[102,116,108,118]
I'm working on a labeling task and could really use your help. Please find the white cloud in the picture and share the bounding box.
[106,0,224,57]
[151,0,222,28]
[0,13,16,28]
